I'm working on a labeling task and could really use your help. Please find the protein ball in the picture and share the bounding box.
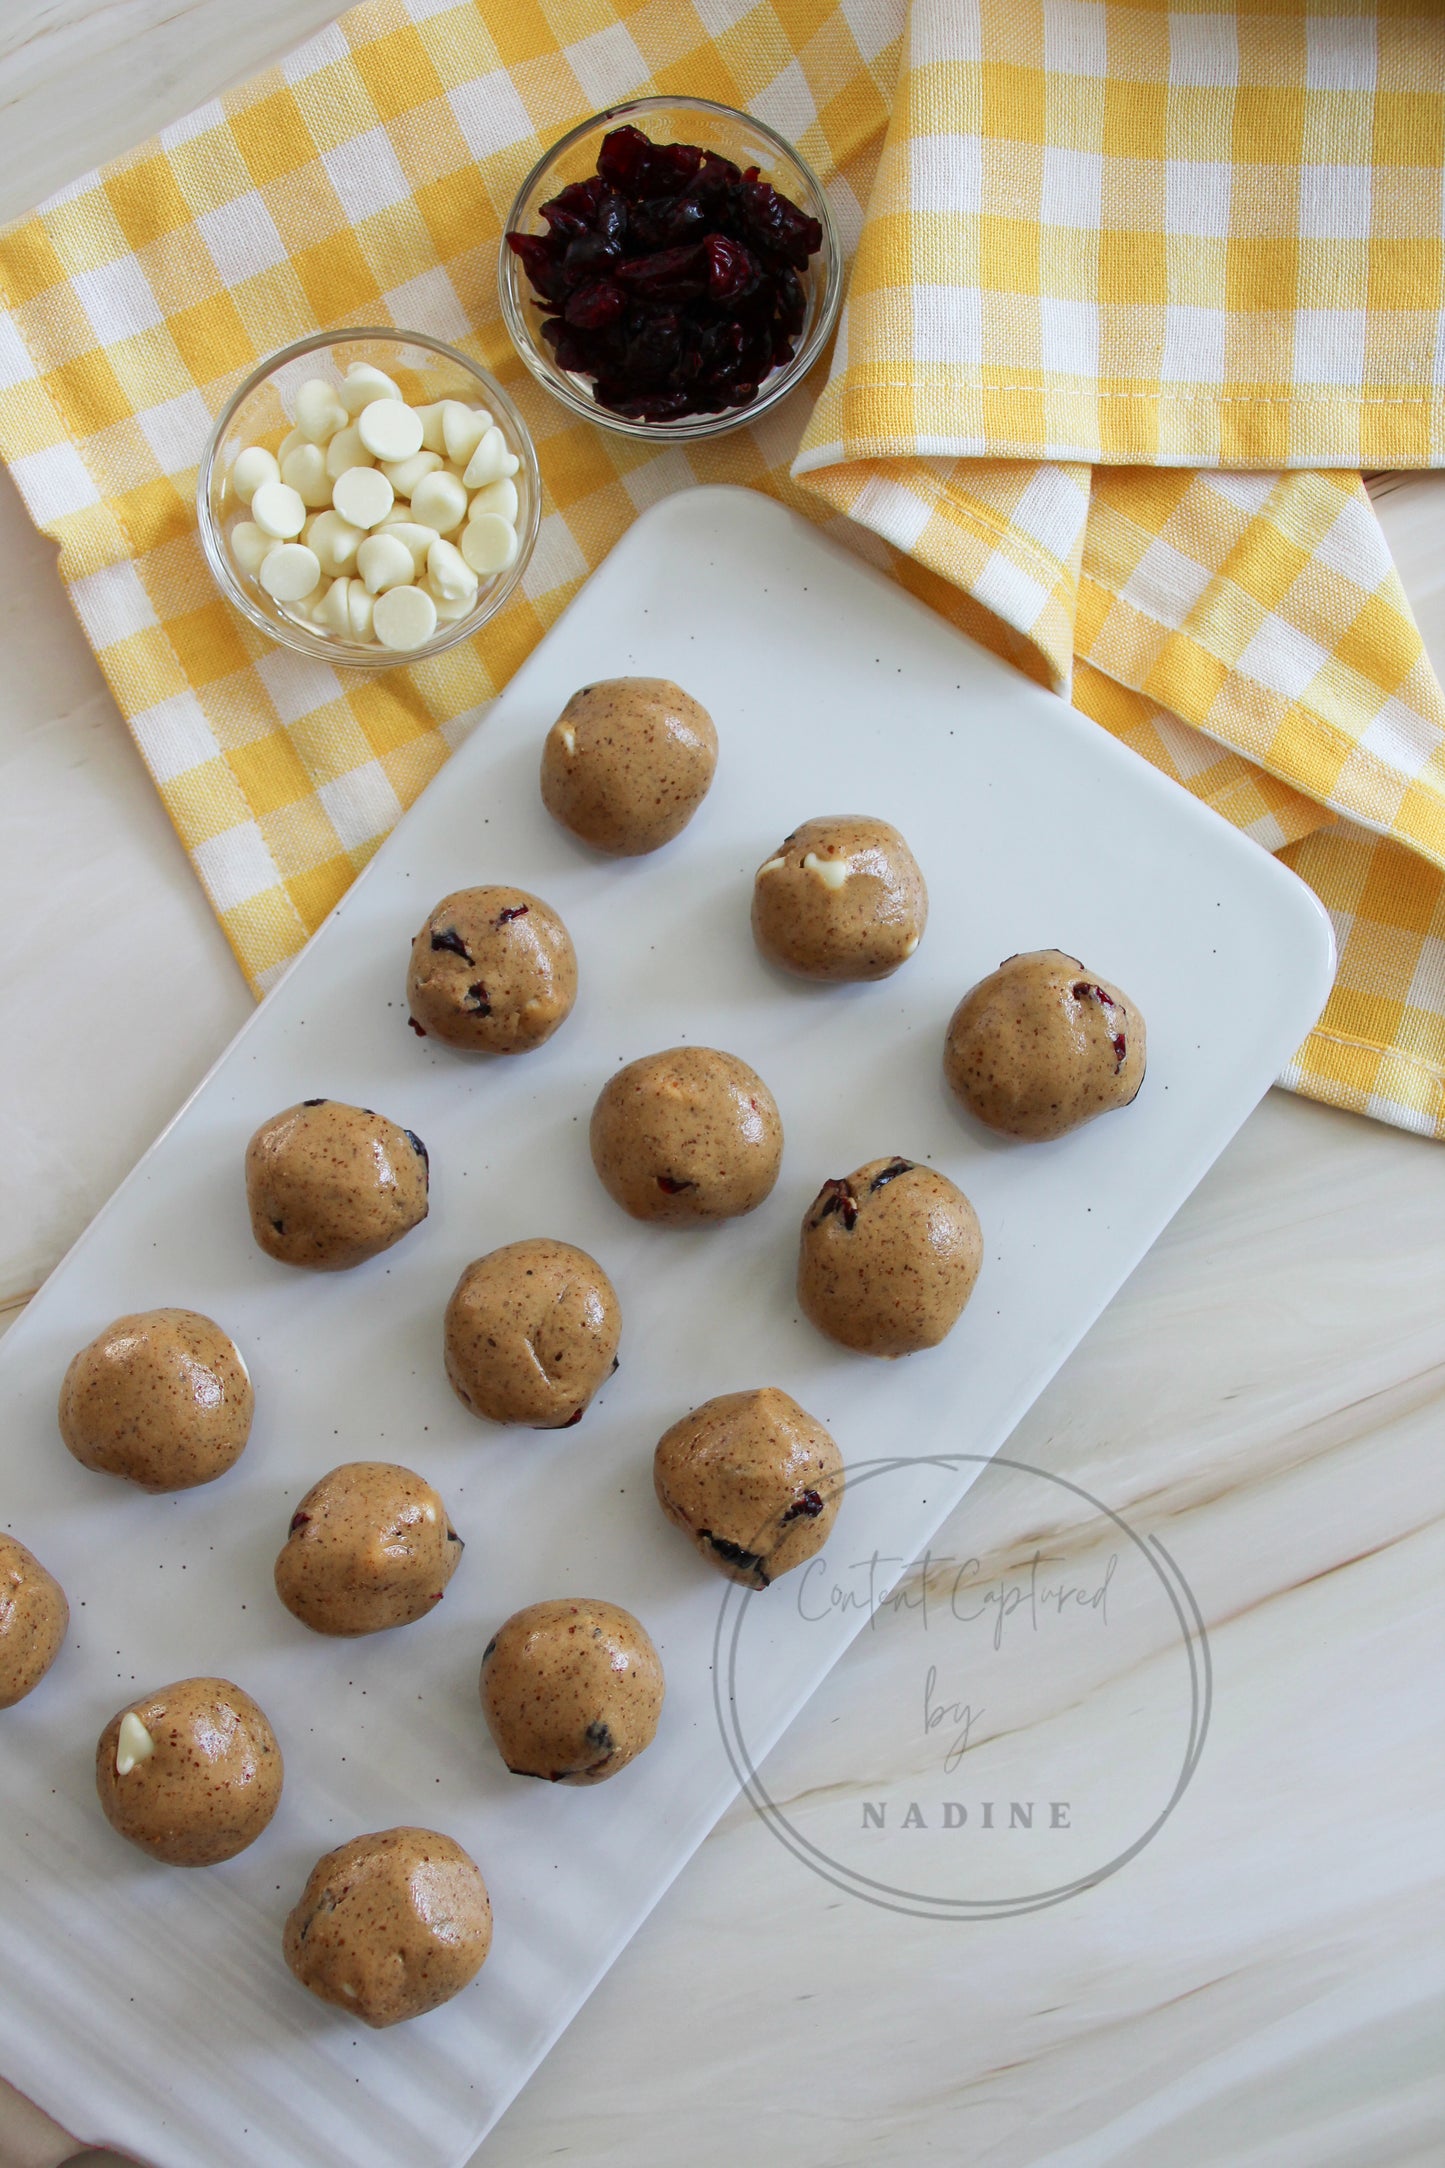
[406,887,577,1054]
[752,815,927,981]
[480,1598,663,1785]
[653,1387,843,1589]
[797,1156,982,1357]
[95,1676,283,1866]
[589,1046,782,1223]
[245,1099,429,1270]
[58,1308,253,1491]
[274,1462,464,1636]
[0,1536,69,1708]
[284,1827,492,2027]
[944,949,1147,1141]
[444,1239,621,1429]
[541,677,718,856]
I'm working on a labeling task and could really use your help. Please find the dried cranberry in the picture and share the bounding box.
[464,983,491,1015]
[657,1173,695,1194]
[561,1406,584,1428]
[403,1128,429,1167]
[782,1490,825,1521]
[288,1510,310,1532]
[1112,1032,1127,1072]
[496,903,530,925]
[1072,982,1116,1008]
[705,233,759,299]
[505,230,567,304]
[869,1157,915,1191]
[407,1016,428,1037]
[431,926,472,960]
[301,1097,327,1106]
[596,125,655,194]
[812,1177,859,1231]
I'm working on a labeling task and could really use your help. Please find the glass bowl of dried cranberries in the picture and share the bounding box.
[500,97,842,438]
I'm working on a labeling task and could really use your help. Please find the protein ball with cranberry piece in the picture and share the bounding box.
[480,1598,663,1785]
[944,950,1146,1142]
[541,677,717,855]
[444,1239,621,1429]
[59,1308,253,1490]
[653,1387,842,1590]
[274,1462,463,1636]
[245,1099,429,1270]
[407,886,577,1053]
[95,1676,282,1866]
[798,1156,982,1358]
[284,1827,492,2027]
[752,814,927,981]
[590,1045,782,1223]
[0,1536,68,1708]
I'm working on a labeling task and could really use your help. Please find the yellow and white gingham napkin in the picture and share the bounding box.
[0,0,1441,1134]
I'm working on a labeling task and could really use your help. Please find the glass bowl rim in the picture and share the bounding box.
[497,94,843,442]
[196,324,541,669]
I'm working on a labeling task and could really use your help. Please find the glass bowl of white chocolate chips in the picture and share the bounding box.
[198,327,541,666]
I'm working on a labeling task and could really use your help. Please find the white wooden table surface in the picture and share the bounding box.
[1,9,1442,2166]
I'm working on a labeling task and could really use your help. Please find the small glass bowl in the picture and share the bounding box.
[498,96,842,442]
[197,328,541,669]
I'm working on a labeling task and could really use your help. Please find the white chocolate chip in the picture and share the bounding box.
[903,932,920,956]
[259,542,322,603]
[801,850,849,890]
[314,576,353,637]
[427,584,475,623]
[373,582,438,650]
[340,362,402,415]
[410,469,469,536]
[381,520,440,574]
[231,445,279,503]
[276,425,306,466]
[758,855,786,877]
[325,422,376,480]
[500,451,520,477]
[308,509,363,576]
[280,440,332,508]
[423,1502,437,1522]
[115,1710,155,1777]
[250,480,308,539]
[295,376,348,443]
[426,536,477,603]
[442,401,491,467]
[380,448,443,497]
[356,531,417,595]
[460,513,518,576]
[468,476,518,523]
[414,400,448,453]
[331,466,395,531]
[557,723,576,754]
[230,520,273,575]
[358,398,423,462]
[461,426,510,489]
[347,581,374,640]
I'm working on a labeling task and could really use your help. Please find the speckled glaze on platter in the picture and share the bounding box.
[0,490,1333,2168]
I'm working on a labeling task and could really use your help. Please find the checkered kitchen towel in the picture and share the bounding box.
[0,1,1441,1134]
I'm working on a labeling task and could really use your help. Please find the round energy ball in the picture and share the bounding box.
[589,1046,782,1224]
[95,1676,283,1866]
[245,1099,429,1270]
[284,1827,493,2028]
[944,949,1147,1141]
[751,815,927,981]
[541,677,717,855]
[274,1462,464,1636]
[59,1308,253,1491]
[797,1156,982,1358]
[653,1387,843,1589]
[480,1598,663,1786]
[0,1535,68,1708]
[406,886,577,1054]
[444,1238,621,1429]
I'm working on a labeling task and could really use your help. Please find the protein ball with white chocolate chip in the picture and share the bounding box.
[589,1046,782,1223]
[653,1387,843,1589]
[284,1827,493,2028]
[59,1308,253,1491]
[944,949,1147,1142]
[444,1239,620,1429]
[0,1535,68,1708]
[480,1598,663,1785]
[274,1462,464,1636]
[245,1099,429,1271]
[797,1156,982,1358]
[541,678,718,855]
[406,886,577,1053]
[95,1676,282,1866]
[752,815,927,981]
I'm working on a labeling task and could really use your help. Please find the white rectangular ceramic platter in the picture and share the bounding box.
[0,488,1333,2167]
